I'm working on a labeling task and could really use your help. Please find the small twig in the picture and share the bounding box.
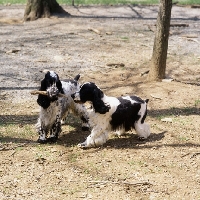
[10,150,16,156]
[147,25,155,32]
[190,152,200,159]
[181,152,200,159]
[187,38,199,44]
[88,28,101,35]
[140,70,149,76]
[181,152,190,158]
[181,35,198,38]
[150,94,162,100]
[68,180,152,186]
[106,63,125,67]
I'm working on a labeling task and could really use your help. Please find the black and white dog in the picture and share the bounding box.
[36,71,89,143]
[72,82,150,148]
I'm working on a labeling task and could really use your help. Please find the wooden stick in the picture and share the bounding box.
[88,28,101,35]
[190,152,200,159]
[140,70,150,76]
[147,25,155,32]
[30,90,67,98]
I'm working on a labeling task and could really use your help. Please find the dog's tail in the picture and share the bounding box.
[145,99,149,103]
[74,74,80,81]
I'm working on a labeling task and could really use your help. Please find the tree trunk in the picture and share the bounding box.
[148,0,172,81]
[24,0,70,21]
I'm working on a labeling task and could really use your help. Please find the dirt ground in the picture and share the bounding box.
[0,4,200,200]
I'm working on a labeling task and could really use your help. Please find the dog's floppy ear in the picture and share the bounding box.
[56,80,64,94]
[93,89,110,114]
[37,79,50,109]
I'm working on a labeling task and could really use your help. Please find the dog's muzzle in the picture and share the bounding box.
[47,86,59,98]
[71,93,83,104]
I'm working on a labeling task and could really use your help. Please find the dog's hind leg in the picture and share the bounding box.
[134,102,150,140]
[135,121,150,140]
[48,114,62,143]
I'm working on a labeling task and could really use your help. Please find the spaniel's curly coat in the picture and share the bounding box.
[72,82,150,148]
[36,71,89,143]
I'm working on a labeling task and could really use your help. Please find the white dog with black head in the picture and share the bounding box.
[72,82,150,148]
[36,71,89,143]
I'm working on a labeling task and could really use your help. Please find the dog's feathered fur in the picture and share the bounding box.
[36,71,89,143]
[72,82,150,148]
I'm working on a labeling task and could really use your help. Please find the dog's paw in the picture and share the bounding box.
[37,138,48,144]
[77,142,87,148]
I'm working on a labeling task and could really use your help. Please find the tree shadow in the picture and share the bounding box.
[0,136,36,144]
[149,106,200,118]
[0,114,38,144]
[0,114,38,125]
[61,4,200,21]
[104,131,167,149]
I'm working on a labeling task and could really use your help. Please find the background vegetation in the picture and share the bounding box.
[1,0,199,5]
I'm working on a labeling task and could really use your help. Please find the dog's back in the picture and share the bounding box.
[62,74,81,95]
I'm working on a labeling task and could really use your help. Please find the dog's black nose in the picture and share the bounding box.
[71,93,75,99]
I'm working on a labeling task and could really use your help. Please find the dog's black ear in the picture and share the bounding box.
[93,89,110,114]
[56,80,64,94]
[37,79,50,109]
[37,95,50,109]
[74,74,80,81]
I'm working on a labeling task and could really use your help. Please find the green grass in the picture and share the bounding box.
[0,124,35,142]
[1,0,199,5]
[195,99,200,107]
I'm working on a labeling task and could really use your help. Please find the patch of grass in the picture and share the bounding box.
[0,124,35,142]
[68,152,79,162]
[120,36,129,41]
[15,146,24,151]
[195,99,200,107]
[178,136,190,141]
[156,114,174,121]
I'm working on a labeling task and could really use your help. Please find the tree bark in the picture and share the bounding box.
[148,0,172,81]
[24,0,70,21]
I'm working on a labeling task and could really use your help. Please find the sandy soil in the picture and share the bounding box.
[0,4,200,200]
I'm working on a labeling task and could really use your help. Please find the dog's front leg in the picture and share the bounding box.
[36,120,48,144]
[48,114,62,143]
[78,127,108,148]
